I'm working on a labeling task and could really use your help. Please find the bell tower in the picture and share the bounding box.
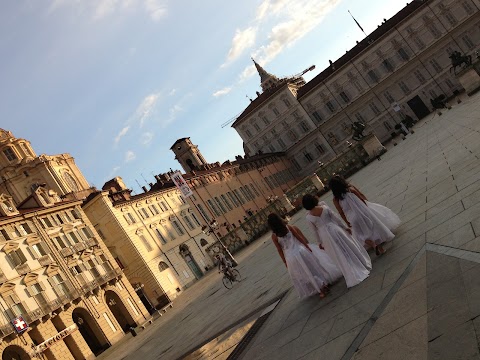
[170,138,208,173]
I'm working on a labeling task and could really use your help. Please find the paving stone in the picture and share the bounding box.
[353,314,427,360]
[428,321,480,360]
[434,223,475,248]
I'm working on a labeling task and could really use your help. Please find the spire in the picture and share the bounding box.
[251,58,280,92]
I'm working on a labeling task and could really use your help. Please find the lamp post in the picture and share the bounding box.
[201,219,237,266]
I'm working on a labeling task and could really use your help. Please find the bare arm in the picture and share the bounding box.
[272,234,287,267]
[350,187,368,205]
[333,198,351,227]
[350,185,368,201]
[289,225,312,252]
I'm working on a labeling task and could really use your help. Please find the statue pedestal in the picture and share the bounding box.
[360,134,385,157]
[456,60,480,96]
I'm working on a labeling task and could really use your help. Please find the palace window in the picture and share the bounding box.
[196,204,210,222]
[149,204,160,215]
[287,130,298,142]
[462,35,475,49]
[207,199,221,217]
[326,101,335,113]
[245,129,253,138]
[272,108,280,116]
[262,116,270,125]
[398,81,410,95]
[3,147,17,161]
[49,274,69,296]
[398,48,410,61]
[368,70,379,83]
[445,79,455,89]
[312,111,322,124]
[268,144,276,152]
[8,249,28,268]
[384,91,395,104]
[369,103,381,116]
[355,113,365,122]
[3,292,27,318]
[314,142,325,155]
[220,195,233,211]
[30,243,47,259]
[414,70,426,83]
[172,219,186,236]
[190,212,201,226]
[383,59,394,73]
[214,197,227,213]
[159,262,169,271]
[430,59,443,73]
[291,159,301,171]
[444,12,457,26]
[139,234,153,252]
[353,80,363,93]
[462,1,473,14]
[413,36,425,50]
[277,138,286,149]
[123,213,136,224]
[283,98,291,108]
[339,91,350,103]
[154,228,167,244]
[384,121,393,131]
[299,121,310,133]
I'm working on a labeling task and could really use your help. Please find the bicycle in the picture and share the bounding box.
[222,269,241,289]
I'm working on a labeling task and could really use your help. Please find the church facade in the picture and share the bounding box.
[232,0,480,176]
[0,129,150,359]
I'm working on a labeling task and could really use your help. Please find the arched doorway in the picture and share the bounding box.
[72,308,109,356]
[2,345,30,360]
[105,290,137,332]
[179,244,203,279]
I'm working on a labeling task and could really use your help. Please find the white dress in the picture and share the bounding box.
[339,192,396,246]
[366,201,401,231]
[277,231,342,298]
[306,202,371,288]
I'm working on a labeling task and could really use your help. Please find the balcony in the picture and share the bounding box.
[0,323,14,338]
[60,247,74,257]
[15,263,31,276]
[73,242,87,253]
[38,255,53,267]
[81,279,98,294]
[86,238,98,248]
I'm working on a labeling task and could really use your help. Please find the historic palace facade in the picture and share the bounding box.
[231,0,480,176]
[0,129,150,359]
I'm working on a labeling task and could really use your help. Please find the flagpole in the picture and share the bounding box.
[348,10,369,39]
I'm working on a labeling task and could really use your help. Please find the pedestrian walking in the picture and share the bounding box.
[268,213,341,299]
[303,194,371,288]
[329,175,400,255]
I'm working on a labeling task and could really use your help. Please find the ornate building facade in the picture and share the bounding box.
[0,190,149,360]
[0,129,150,359]
[82,178,216,307]
[232,0,480,176]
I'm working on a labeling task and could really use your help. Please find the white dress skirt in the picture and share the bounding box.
[339,192,396,247]
[306,202,371,288]
[366,201,401,231]
[277,231,342,298]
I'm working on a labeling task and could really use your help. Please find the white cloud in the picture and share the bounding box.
[48,0,167,21]
[141,132,154,145]
[134,93,161,127]
[144,0,167,21]
[168,89,177,96]
[125,150,136,163]
[238,0,341,82]
[213,87,232,97]
[222,27,257,66]
[114,126,130,145]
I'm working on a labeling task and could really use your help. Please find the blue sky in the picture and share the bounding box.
[0,0,408,194]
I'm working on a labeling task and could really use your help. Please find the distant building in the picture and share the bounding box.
[231,0,480,176]
[83,177,216,306]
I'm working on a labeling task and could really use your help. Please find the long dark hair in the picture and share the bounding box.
[267,213,288,237]
[329,175,350,200]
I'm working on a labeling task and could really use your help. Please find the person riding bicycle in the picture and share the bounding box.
[216,253,234,279]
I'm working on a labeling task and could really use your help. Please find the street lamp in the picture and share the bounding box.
[202,219,237,266]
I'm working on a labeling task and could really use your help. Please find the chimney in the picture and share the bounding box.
[142,186,148,193]
[149,183,153,188]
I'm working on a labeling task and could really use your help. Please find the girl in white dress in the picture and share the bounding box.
[303,194,371,288]
[268,213,342,299]
[329,175,400,255]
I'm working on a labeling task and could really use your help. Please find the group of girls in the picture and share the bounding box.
[268,175,401,299]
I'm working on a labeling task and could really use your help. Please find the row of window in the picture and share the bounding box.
[137,213,202,252]
[205,184,260,217]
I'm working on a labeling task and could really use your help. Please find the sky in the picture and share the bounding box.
[0,0,409,194]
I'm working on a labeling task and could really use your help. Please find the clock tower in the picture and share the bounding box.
[170,138,208,173]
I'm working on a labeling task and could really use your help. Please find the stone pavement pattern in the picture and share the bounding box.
[99,93,480,360]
